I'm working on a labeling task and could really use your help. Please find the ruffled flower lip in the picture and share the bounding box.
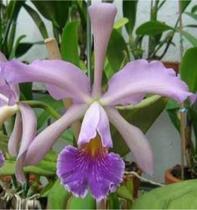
[57,139,125,200]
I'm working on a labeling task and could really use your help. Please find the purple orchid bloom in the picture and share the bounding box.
[3,3,192,200]
[0,151,5,167]
[0,51,37,183]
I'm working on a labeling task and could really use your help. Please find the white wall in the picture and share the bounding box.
[16,0,197,182]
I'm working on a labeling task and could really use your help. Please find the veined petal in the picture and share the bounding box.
[57,145,124,200]
[5,60,91,103]
[102,60,192,105]
[89,3,117,96]
[8,113,22,156]
[106,108,153,175]
[16,104,37,183]
[78,102,112,147]
[0,104,19,126]
[24,104,88,165]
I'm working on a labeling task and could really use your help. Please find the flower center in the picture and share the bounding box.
[81,135,107,157]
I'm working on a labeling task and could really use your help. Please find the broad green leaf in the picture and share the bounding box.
[114,18,129,30]
[19,83,32,100]
[32,1,70,31]
[0,160,56,176]
[15,42,33,58]
[5,0,25,21]
[123,0,138,34]
[23,3,48,39]
[47,180,70,209]
[136,21,173,36]
[61,21,80,66]
[180,47,197,92]
[185,12,197,21]
[67,194,96,209]
[117,185,133,201]
[191,5,197,13]
[179,0,191,13]
[107,29,129,72]
[166,100,180,132]
[181,31,197,46]
[133,180,197,209]
[112,96,167,155]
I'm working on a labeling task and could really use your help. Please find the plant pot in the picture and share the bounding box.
[164,164,196,184]
[164,168,181,184]
[162,61,179,74]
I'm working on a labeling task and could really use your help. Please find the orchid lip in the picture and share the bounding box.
[0,93,9,104]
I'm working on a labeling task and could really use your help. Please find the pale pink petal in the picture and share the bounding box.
[102,60,192,105]
[8,113,22,156]
[106,108,153,175]
[89,3,117,96]
[16,104,37,183]
[17,104,37,158]
[24,104,88,165]
[0,51,7,62]
[78,102,112,147]
[5,60,91,103]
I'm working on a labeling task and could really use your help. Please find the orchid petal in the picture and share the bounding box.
[5,60,91,103]
[8,113,22,156]
[102,60,192,105]
[57,145,124,200]
[0,104,18,126]
[78,102,112,147]
[0,51,7,62]
[106,108,153,175]
[15,104,37,183]
[24,104,88,165]
[89,3,117,96]
[0,151,4,167]
[17,104,37,158]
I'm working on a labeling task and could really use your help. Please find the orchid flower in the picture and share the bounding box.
[4,3,192,200]
[0,51,37,183]
[0,151,5,167]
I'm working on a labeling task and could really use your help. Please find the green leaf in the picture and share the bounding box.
[61,21,80,66]
[0,159,56,176]
[19,83,32,100]
[32,1,70,31]
[117,185,133,201]
[107,29,129,72]
[47,180,70,209]
[123,0,138,34]
[114,17,129,30]
[191,5,197,13]
[23,3,48,39]
[15,42,33,58]
[132,180,197,209]
[179,0,191,13]
[112,96,167,155]
[185,12,197,21]
[180,47,197,92]
[136,21,173,36]
[182,31,197,47]
[66,194,96,209]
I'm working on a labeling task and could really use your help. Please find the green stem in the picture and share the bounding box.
[21,100,60,119]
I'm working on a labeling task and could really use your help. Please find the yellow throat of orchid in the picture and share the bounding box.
[81,135,107,157]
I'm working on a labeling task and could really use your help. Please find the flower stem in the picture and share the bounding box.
[21,100,60,119]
